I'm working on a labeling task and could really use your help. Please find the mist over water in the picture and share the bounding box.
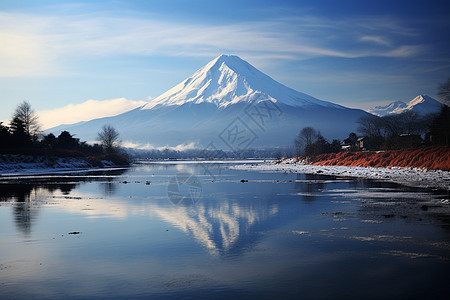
[1,161,449,299]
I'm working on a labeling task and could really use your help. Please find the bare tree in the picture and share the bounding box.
[97,125,120,152]
[357,115,383,137]
[294,126,318,155]
[382,114,404,137]
[11,101,40,139]
[300,127,317,146]
[438,78,450,105]
[380,111,427,137]
[397,111,421,135]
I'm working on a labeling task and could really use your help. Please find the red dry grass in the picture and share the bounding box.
[307,146,450,171]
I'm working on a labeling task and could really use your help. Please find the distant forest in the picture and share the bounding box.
[0,102,129,165]
[293,105,449,157]
[127,147,289,160]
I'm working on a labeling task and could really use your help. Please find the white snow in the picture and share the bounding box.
[47,54,369,147]
[231,162,450,191]
[142,54,343,110]
[367,94,443,116]
[398,95,443,115]
[0,154,118,176]
[367,101,406,116]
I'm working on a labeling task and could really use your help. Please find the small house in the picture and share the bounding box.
[357,137,368,150]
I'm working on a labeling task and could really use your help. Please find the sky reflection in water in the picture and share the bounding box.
[1,161,450,299]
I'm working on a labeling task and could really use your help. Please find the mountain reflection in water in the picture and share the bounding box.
[1,162,449,299]
[152,197,280,255]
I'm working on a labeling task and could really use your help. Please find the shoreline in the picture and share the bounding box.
[2,156,449,192]
[0,154,128,177]
[295,146,450,171]
[232,162,450,191]
[0,166,129,178]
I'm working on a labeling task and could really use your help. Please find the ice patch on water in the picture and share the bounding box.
[232,163,450,191]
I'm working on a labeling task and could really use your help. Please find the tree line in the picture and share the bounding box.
[294,78,450,157]
[0,101,126,161]
[294,106,449,157]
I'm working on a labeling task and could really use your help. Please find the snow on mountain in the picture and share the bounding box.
[48,55,370,150]
[142,54,342,110]
[400,95,443,115]
[367,95,443,116]
[367,101,407,116]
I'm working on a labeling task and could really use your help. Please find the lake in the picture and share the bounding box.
[1,161,449,299]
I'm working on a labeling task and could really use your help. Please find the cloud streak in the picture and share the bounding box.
[0,11,427,78]
[38,98,146,129]
[360,35,391,46]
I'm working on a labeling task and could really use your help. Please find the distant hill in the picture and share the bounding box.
[49,55,370,151]
[367,95,443,117]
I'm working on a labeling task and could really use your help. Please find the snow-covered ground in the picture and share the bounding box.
[232,161,450,191]
[0,154,118,176]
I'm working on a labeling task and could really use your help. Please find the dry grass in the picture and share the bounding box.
[304,146,450,171]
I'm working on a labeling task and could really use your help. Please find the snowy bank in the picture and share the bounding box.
[231,162,450,191]
[0,154,120,176]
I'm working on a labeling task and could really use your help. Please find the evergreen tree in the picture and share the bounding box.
[55,131,80,149]
[9,116,31,147]
[0,122,12,149]
[344,132,358,145]
[429,105,450,146]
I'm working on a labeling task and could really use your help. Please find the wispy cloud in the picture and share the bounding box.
[0,11,427,78]
[360,35,391,46]
[39,98,146,129]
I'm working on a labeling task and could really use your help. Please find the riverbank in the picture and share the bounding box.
[291,146,450,171]
[232,162,450,191]
[0,154,129,176]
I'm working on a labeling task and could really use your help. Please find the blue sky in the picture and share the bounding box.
[1,0,449,128]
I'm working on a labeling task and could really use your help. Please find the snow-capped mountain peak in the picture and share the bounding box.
[407,95,432,108]
[367,94,442,116]
[367,101,407,116]
[141,54,341,110]
[49,55,370,149]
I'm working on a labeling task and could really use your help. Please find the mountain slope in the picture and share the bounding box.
[367,101,407,116]
[49,55,370,150]
[142,54,342,110]
[367,95,442,116]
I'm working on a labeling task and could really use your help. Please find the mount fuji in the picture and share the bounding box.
[49,55,370,150]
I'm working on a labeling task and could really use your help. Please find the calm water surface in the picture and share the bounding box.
[1,161,450,299]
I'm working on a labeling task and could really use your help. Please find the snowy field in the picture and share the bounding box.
[232,161,450,191]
